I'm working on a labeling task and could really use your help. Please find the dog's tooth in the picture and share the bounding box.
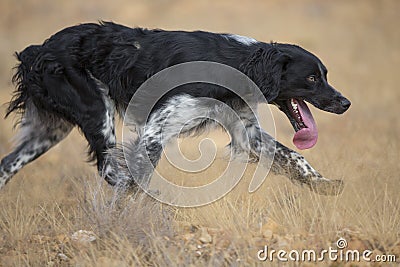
[290,99,298,110]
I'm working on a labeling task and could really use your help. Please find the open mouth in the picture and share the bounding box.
[275,98,318,150]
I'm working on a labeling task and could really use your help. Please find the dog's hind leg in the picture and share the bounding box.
[104,94,218,188]
[0,102,72,189]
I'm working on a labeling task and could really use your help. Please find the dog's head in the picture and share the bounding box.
[241,43,351,150]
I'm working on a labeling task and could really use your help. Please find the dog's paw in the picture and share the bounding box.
[308,179,344,196]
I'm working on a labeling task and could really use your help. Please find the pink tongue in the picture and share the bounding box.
[293,100,318,150]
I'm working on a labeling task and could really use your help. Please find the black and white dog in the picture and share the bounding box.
[0,22,350,195]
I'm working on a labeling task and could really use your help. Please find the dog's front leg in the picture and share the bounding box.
[228,106,344,195]
[269,140,344,195]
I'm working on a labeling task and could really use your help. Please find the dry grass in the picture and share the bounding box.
[0,0,399,266]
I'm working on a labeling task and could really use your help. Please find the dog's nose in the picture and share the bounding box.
[341,98,351,111]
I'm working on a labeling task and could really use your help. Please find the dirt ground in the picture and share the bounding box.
[0,0,399,266]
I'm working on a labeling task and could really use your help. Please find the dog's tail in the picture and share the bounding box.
[6,45,43,118]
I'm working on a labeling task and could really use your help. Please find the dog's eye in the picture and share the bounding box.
[307,75,317,83]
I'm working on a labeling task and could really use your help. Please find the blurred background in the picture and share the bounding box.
[0,0,399,265]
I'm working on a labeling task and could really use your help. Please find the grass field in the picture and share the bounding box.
[0,0,399,266]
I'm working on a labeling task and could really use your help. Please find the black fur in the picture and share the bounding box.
[1,21,350,193]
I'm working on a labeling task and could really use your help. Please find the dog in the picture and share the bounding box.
[0,22,350,195]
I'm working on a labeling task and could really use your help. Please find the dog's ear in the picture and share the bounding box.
[240,47,290,102]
